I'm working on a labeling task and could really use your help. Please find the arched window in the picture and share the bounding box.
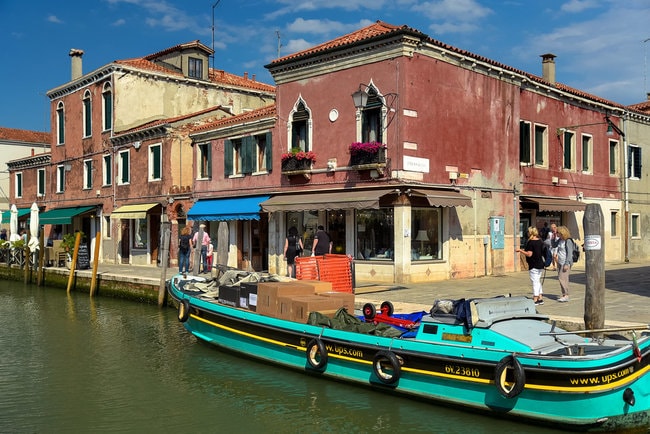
[83,90,92,137]
[102,82,112,131]
[287,98,312,152]
[56,101,65,145]
[357,85,385,144]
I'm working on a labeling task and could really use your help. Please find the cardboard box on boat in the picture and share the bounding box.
[256,281,314,317]
[239,282,258,311]
[218,285,240,308]
[286,295,345,323]
[296,279,333,294]
[317,291,355,312]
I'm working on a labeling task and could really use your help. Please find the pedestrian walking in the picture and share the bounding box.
[193,223,211,273]
[311,225,332,256]
[178,226,192,274]
[556,225,574,302]
[516,226,545,305]
[283,226,303,278]
[549,223,560,270]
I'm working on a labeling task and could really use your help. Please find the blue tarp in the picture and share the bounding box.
[187,195,270,221]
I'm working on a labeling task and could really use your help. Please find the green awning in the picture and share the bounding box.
[110,203,159,219]
[39,206,95,225]
[1,208,30,224]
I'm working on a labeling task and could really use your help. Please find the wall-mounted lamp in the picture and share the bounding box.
[351,83,398,111]
[556,114,625,138]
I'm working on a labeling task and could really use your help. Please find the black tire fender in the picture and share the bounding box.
[494,354,526,398]
[373,350,401,385]
[306,339,328,371]
[178,299,190,323]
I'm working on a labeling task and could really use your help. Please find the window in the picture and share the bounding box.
[519,121,531,164]
[563,131,575,170]
[534,125,547,166]
[103,154,112,186]
[256,133,272,172]
[581,134,592,173]
[83,90,92,137]
[149,144,161,181]
[56,165,65,193]
[290,100,311,152]
[232,138,243,175]
[133,218,148,249]
[609,140,619,175]
[355,208,394,261]
[118,150,130,185]
[197,143,211,179]
[225,133,272,176]
[102,83,112,131]
[103,216,111,239]
[37,168,45,197]
[56,102,65,145]
[188,57,203,79]
[359,87,383,143]
[83,159,93,189]
[610,211,618,237]
[629,145,642,179]
[411,208,441,260]
[15,172,22,198]
[631,213,640,238]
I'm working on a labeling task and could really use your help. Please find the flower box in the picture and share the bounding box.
[281,149,316,173]
[349,142,386,166]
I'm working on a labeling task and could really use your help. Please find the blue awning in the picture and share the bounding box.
[187,195,270,221]
[1,208,30,224]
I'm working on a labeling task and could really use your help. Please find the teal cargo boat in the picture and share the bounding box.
[168,273,650,432]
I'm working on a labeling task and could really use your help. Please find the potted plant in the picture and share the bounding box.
[281,148,317,172]
[349,141,386,165]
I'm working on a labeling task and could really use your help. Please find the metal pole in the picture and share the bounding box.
[211,0,221,71]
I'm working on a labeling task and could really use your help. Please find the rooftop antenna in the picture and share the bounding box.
[644,38,650,97]
[276,30,282,58]
[211,0,221,70]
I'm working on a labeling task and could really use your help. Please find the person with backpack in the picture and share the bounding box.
[556,225,575,302]
[283,226,303,278]
[178,225,193,274]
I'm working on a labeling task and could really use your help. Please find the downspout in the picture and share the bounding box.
[622,115,629,262]
[513,187,519,271]
[473,188,478,277]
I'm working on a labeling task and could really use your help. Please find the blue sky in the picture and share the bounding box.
[1,0,648,132]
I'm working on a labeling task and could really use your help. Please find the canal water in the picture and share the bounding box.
[0,280,560,434]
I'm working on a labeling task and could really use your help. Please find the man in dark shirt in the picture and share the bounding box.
[311,225,332,256]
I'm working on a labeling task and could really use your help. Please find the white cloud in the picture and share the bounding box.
[46,15,63,24]
[560,0,600,13]
[112,19,126,27]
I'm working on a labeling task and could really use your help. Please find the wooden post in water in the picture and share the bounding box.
[66,232,82,294]
[583,203,605,335]
[90,231,101,297]
[24,244,30,284]
[37,230,45,286]
[158,223,171,307]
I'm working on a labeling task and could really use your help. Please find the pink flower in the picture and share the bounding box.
[349,141,384,156]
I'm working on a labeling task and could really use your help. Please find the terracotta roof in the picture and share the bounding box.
[209,69,275,93]
[143,40,212,60]
[192,105,277,133]
[0,127,51,144]
[115,106,232,137]
[629,99,650,113]
[268,21,414,66]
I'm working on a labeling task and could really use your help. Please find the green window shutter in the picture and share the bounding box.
[519,121,530,164]
[242,136,254,174]
[153,146,161,179]
[104,92,112,130]
[224,140,233,176]
[265,132,272,171]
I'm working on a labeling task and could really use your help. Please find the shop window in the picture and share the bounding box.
[133,218,147,249]
[411,208,441,260]
[355,208,394,261]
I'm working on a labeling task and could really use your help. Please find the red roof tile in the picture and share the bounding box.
[0,127,51,144]
[192,105,277,133]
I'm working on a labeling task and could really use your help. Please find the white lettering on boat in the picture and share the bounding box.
[325,344,364,358]
[569,368,630,385]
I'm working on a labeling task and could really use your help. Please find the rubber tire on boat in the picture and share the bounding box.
[373,350,401,385]
[306,339,328,371]
[362,303,376,320]
[380,301,394,316]
[178,299,190,323]
[494,355,526,398]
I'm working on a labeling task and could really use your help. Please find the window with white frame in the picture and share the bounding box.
[102,82,112,131]
[631,213,640,238]
[15,172,23,198]
[83,90,92,138]
[629,145,642,179]
[56,165,65,193]
[534,125,547,166]
[563,131,575,170]
[225,133,272,176]
[56,101,65,145]
[289,100,311,152]
[103,154,112,186]
[609,140,619,175]
[149,143,161,181]
[519,121,531,164]
[581,134,593,173]
[83,159,93,189]
[359,86,383,144]
[256,133,271,172]
[37,168,45,197]
[118,150,130,185]
[197,142,211,179]
[188,57,203,79]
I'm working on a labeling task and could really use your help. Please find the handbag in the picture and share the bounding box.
[295,237,303,254]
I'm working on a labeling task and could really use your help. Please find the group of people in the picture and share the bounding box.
[516,223,575,305]
[178,223,213,274]
[283,225,332,278]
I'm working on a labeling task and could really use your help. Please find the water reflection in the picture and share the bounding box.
[0,280,560,433]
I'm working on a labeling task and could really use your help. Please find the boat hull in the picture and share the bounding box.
[168,275,650,432]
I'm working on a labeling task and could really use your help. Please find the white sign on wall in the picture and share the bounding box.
[403,155,430,173]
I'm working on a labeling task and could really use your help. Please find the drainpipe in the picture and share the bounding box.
[622,115,629,262]
[513,188,519,271]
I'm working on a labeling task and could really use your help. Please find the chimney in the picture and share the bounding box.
[69,48,84,80]
[243,72,248,80]
[540,53,556,84]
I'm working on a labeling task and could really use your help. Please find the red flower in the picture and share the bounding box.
[349,141,384,156]
[281,150,317,162]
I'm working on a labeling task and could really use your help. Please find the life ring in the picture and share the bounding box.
[178,299,190,323]
[494,355,526,398]
[306,339,328,371]
[373,350,401,385]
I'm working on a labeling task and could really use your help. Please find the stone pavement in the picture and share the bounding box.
[88,260,650,329]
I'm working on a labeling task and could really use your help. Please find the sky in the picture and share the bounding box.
[1,0,649,133]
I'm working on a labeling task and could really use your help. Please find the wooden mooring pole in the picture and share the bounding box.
[583,203,605,335]
[90,231,101,297]
[66,232,82,294]
[158,223,171,307]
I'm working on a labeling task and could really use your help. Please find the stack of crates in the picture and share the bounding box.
[295,254,353,293]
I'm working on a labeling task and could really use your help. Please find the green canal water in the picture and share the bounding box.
[0,280,562,433]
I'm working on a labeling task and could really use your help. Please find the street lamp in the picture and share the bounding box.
[556,115,624,138]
